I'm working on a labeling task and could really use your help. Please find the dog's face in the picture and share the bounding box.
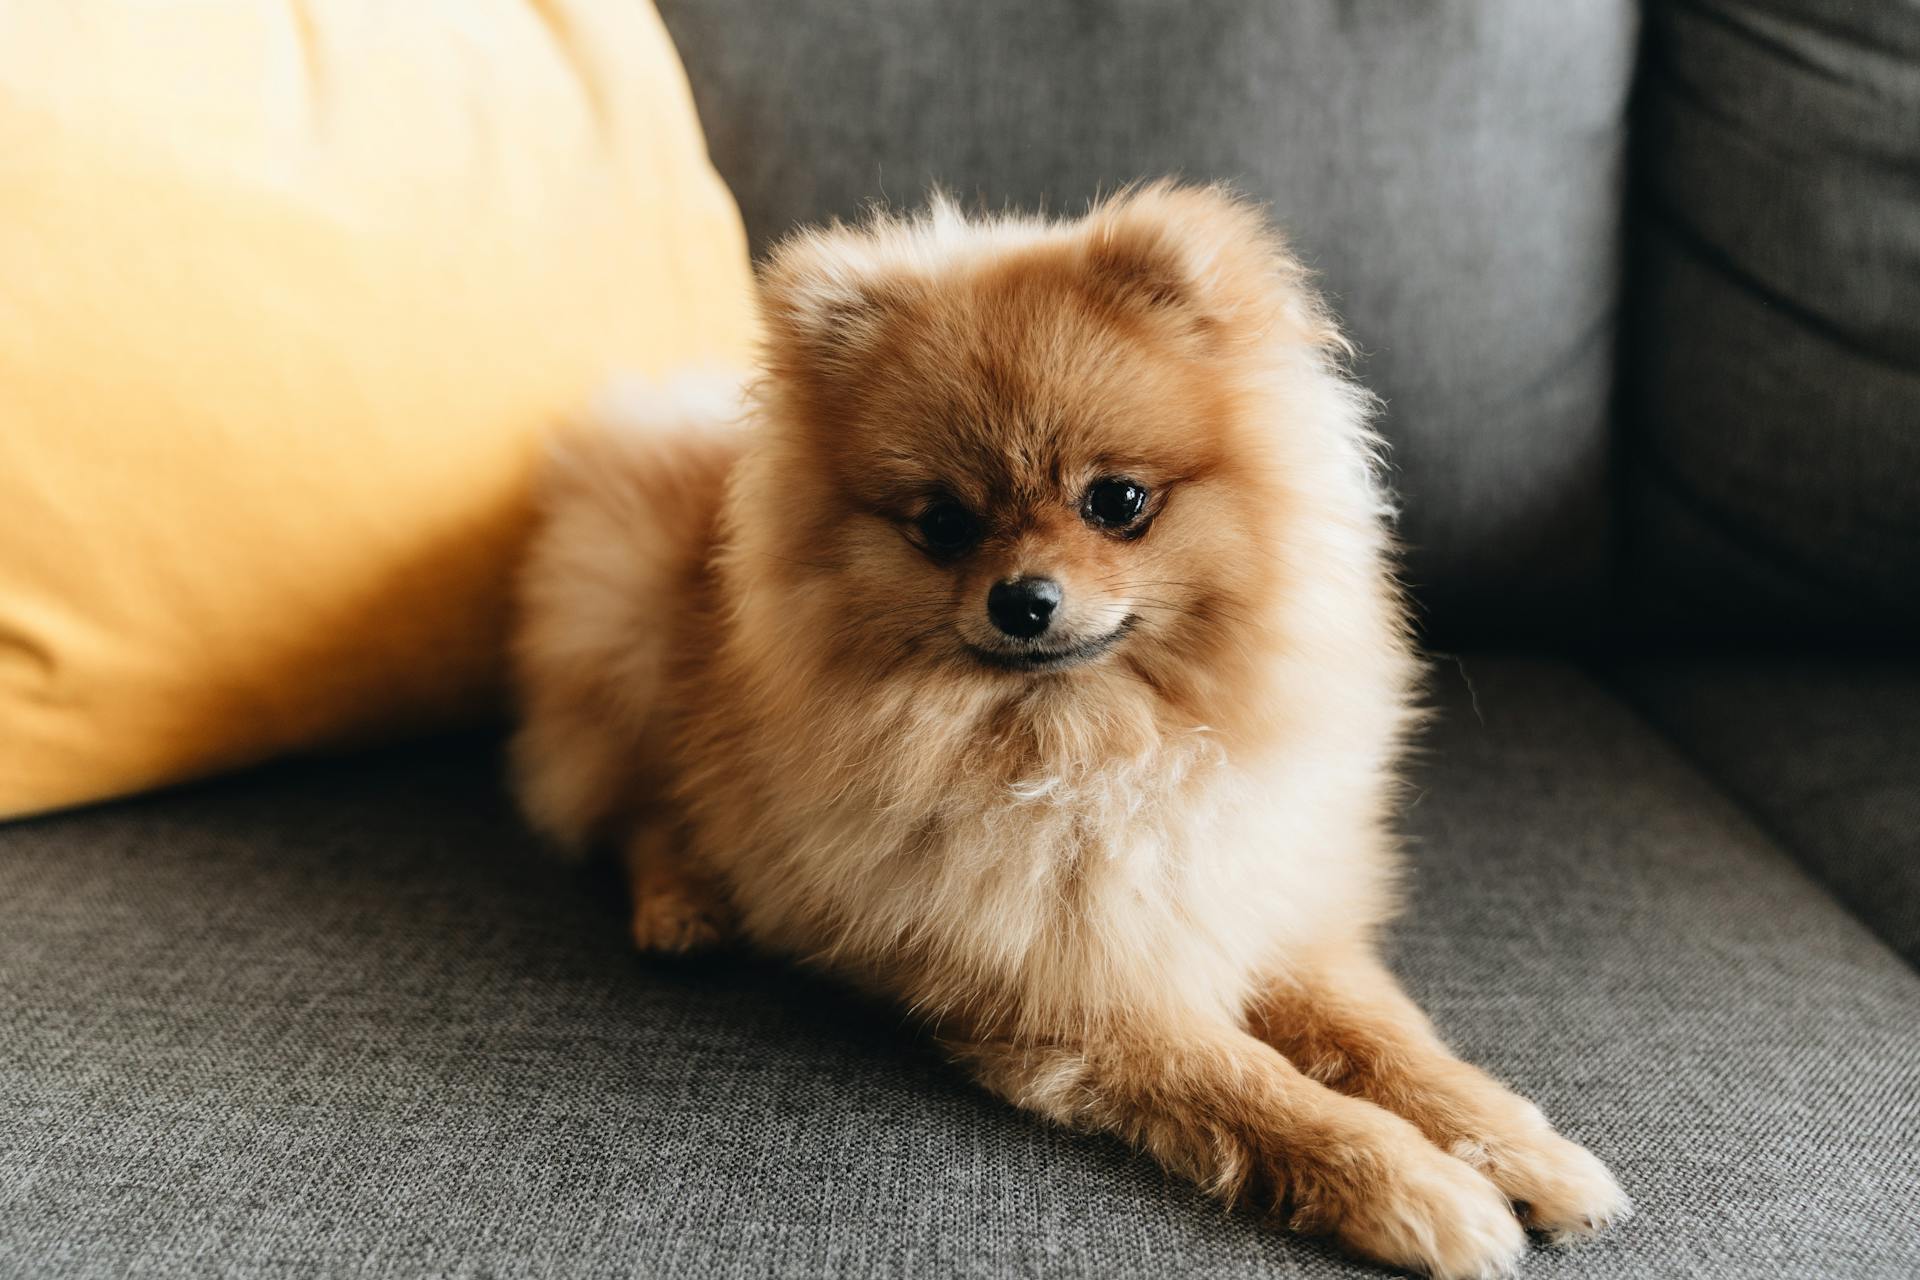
[816,295,1269,682]
[737,187,1359,745]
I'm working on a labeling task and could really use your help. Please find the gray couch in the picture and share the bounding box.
[4,2,1917,1277]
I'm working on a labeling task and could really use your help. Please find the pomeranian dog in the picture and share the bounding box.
[510,183,1627,1278]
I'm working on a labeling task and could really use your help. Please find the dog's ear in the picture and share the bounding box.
[1082,195,1212,323]
[1082,183,1348,357]
[758,226,918,379]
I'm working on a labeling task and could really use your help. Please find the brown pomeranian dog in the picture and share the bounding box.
[510,183,1627,1278]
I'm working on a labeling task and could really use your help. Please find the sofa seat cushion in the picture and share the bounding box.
[2,659,1916,1278]
[1609,656,1920,967]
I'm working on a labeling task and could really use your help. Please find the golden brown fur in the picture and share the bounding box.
[511,184,1627,1278]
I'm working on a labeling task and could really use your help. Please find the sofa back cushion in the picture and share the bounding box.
[657,0,1640,640]
[1624,0,1920,638]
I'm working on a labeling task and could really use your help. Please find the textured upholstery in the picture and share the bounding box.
[1609,656,1920,966]
[654,0,1641,640]
[1624,0,1920,637]
[4,660,1917,1278]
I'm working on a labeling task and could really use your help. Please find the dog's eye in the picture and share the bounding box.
[1084,477,1149,531]
[914,501,979,554]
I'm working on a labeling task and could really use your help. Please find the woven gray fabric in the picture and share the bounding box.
[1624,0,1920,637]
[653,0,1639,640]
[3,659,1917,1278]
[1608,657,1920,965]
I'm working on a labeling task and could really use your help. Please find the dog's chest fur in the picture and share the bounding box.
[693,715,1378,1031]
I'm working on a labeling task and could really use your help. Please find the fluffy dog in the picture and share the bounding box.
[510,183,1627,1278]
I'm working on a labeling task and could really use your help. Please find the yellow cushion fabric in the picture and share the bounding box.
[0,1,757,818]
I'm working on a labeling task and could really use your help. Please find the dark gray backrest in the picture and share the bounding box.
[656,1,1640,642]
[1625,0,1920,639]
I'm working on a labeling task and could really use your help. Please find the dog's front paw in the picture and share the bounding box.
[1449,1111,1630,1244]
[1304,1122,1526,1280]
[630,885,732,954]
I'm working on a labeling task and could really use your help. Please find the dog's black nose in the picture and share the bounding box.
[986,577,1061,639]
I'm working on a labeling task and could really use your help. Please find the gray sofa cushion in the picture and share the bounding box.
[4,659,1917,1278]
[1625,0,1920,637]
[655,0,1640,641]
[1609,656,1920,966]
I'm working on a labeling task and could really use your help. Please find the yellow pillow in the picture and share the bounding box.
[0,1,756,818]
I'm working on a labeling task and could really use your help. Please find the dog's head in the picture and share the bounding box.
[726,184,1387,761]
